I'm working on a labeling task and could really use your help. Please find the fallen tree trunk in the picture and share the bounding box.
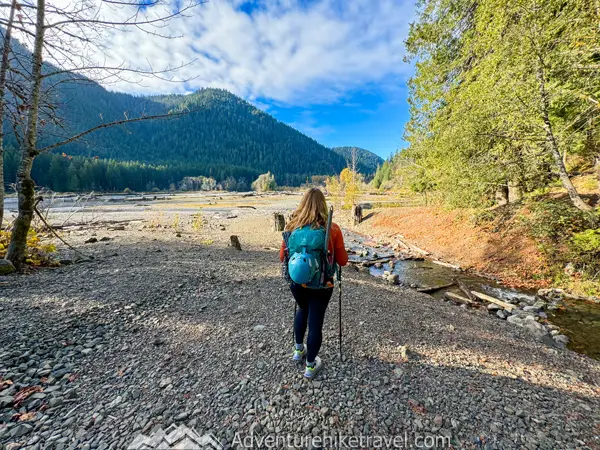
[454,278,478,302]
[360,258,391,267]
[417,282,455,293]
[52,219,142,230]
[394,236,429,256]
[471,290,516,311]
[444,292,475,305]
[563,292,600,304]
[431,260,461,271]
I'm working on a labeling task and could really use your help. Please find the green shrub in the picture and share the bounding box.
[251,172,277,192]
[569,229,600,277]
[572,229,600,253]
[520,199,600,285]
[523,200,595,242]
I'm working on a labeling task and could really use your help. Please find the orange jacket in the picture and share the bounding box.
[279,222,348,266]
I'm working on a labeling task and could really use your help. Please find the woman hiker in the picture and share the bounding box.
[279,188,348,378]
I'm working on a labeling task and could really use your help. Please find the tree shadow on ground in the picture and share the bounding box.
[1,240,599,449]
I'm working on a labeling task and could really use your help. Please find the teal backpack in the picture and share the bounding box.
[286,225,336,288]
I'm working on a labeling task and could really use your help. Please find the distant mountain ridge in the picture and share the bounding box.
[39,87,348,186]
[3,38,350,188]
[331,147,383,175]
[3,39,383,191]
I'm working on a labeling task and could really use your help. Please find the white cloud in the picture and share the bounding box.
[16,0,416,106]
[288,110,336,138]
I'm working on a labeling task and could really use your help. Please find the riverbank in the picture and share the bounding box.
[338,206,549,289]
[1,202,600,449]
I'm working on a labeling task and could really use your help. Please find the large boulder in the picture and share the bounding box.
[0,259,15,275]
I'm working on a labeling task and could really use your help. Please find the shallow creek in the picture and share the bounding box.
[345,231,600,360]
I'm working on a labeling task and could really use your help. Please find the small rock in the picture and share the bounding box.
[84,237,98,244]
[10,423,33,438]
[153,337,166,346]
[0,396,14,408]
[0,259,16,275]
[106,395,122,409]
[253,325,266,332]
[174,411,189,421]
[48,396,64,408]
[398,345,410,360]
[553,334,569,346]
[507,315,525,326]
[434,415,443,427]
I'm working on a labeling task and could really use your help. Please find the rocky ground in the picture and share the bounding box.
[1,207,600,449]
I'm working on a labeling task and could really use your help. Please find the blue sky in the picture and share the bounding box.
[262,87,410,159]
[94,0,416,159]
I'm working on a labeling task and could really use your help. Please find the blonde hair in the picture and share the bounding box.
[285,188,329,231]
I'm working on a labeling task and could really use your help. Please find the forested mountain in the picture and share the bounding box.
[3,41,349,190]
[42,87,346,186]
[331,147,383,175]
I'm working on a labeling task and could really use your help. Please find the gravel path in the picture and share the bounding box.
[1,210,599,449]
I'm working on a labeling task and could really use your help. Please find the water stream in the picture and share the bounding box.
[345,231,600,360]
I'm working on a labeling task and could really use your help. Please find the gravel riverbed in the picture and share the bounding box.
[1,209,599,449]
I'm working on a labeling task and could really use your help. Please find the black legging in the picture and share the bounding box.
[291,283,333,363]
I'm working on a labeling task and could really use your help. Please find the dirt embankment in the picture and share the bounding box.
[349,207,550,289]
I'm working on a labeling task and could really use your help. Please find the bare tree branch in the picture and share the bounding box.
[36,109,193,154]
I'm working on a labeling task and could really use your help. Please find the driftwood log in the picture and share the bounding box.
[230,235,242,251]
[417,282,455,293]
[454,278,478,302]
[352,204,363,225]
[471,290,516,311]
[273,213,286,232]
[431,259,461,270]
[444,292,475,305]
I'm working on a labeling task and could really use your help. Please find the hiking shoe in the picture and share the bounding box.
[304,356,322,379]
[292,345,306,362]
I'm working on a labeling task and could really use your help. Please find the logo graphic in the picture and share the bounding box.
[127,424,222,449]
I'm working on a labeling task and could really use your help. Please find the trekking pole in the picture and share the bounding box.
[338,266,343,361]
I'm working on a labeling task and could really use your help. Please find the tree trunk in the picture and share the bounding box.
[508,181,522,203]
[272,213,285,232]
[6,0,45,268]
[537,64,592,211]
[352,204,363,225]
[5,158,35,267]
[495,184,509,206]
[0,0,18,229]
[230,235,242,251]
